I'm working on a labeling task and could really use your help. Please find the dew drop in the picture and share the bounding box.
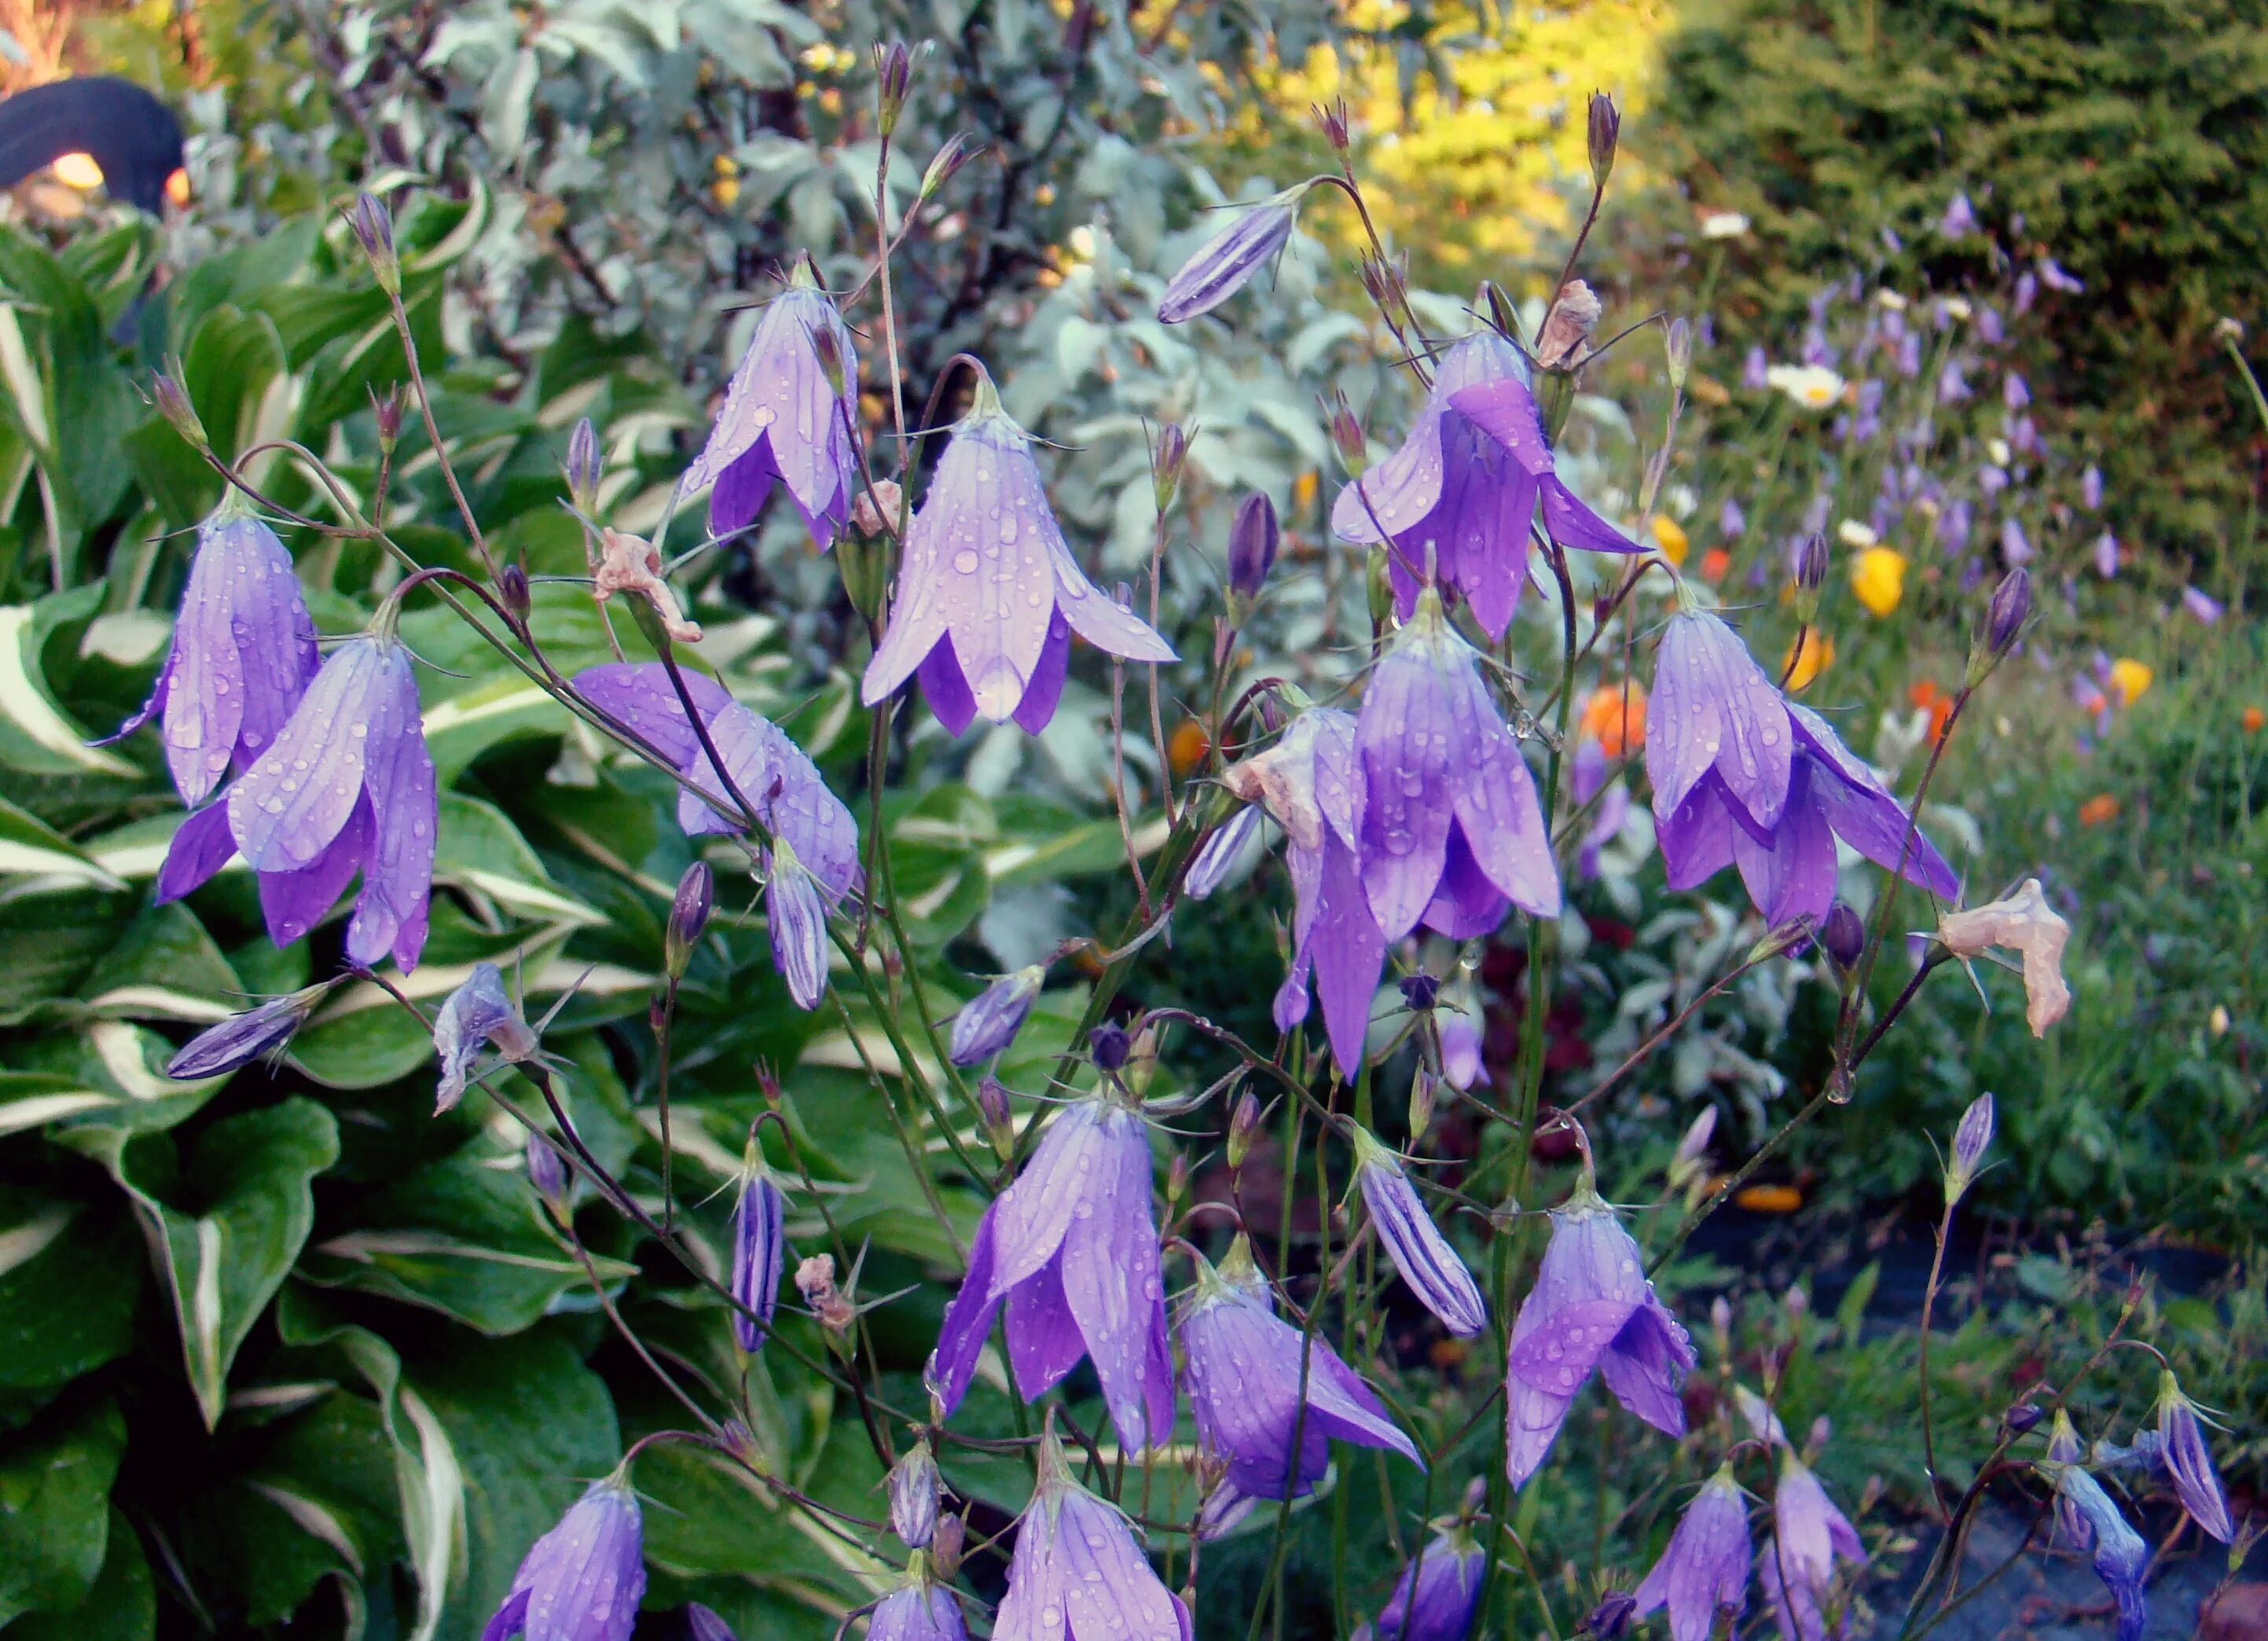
[953,549,981,575]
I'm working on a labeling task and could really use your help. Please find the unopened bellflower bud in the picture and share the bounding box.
[1157,184,1310,325]
[372,385,404,454]
[666,860,714,980]
[1315,99,1351,151]
[949,967,1045,1066]
[565,417,603,514]
[1944,1092,1995,1204]
[1987,565,2031,655]
[1327,394,1367,475]
[975,1074,1015,1160]
[1185,804,1261,899]
[350,191,398,294]
[164,981,339,1080]
[1586,91,1620,190]
[1819,901,1865,971]
[2156,1372,2233,1543]
[1664,317,1692,391]
[1088,1020,1132,1070]
[527,1133,568,1205]
[874,42,913,135]
[731,1151,789,1352]
[149,369,208,451]
[1227,490,1280,620]
[1151,423,1190,514]
[919,133,978,202]
[1795,532,1830,595]
[1227,1088,1261,1169]
[889,1437,941,1547]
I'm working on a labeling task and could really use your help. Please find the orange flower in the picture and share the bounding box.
[1734,1184,1804,1214]
[1907,680,1955,745]
[1649,515,1690,566]
[2244,707,2265,733]
[1699,547,1732,583]
[1167,719,1211,776]
[2078,794,2119,827]
[1579,683,1648,756]
[1781,629,1834,692]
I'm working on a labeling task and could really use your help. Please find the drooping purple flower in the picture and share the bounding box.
[862,369,1173,734]
[927,1098,1173,1449]
[2081,464,2103,511]
[2049,1408,2093,1549]
[1759,1538,1844,1641]
[1938,190,1976,237]
[1356,589,1560,941]
[2094,532,2119,578]
[2014,271,2038,314]
[995,1423,1187,1641]
[1895,332,1921,378]
[870,1581,969,1641]
[730,1151,788,1351]
[1221,709,1385,1078]
[1184,803,1262,899]
[432,962,541,1112]
[2182,586,2225,626]
[2039,257,2085,295]
[2048,1464,2149,1641]
[1743,347,1769,391]
[163,980,338,1081]
[104,499,319,806]
[680,263,861,549]
[950,966,1046,1065]
[1767,1454,1865,1630]
[1180,1235,1419,1512]
[1936,360,1969,404]
[2000,516,2032,566]
[1977,306,2006,346]
[765,842,832,1009]
[1631,1468,1750,1641]
[2156,1373,2233,1543]
[2002,371,2031,411]
[1333,335,1639,637]
[1157,185,1308,325]
[1437,986,1486,1089]
[1720,497,1746,540]
[1505,1177,1695,1486]
[158,628,437,971]
[482,1471,646,1641]
[1352,1127,1486,1335]
[1374,1528,1486,1641]
[1646,606,1957,926]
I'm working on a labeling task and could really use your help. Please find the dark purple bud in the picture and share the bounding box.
[527,1133,568,1204]
[371,385,404,453]
[1151,422,1190,513]
[1185,804,1261,899]
[666,861,714,979]
[1987,566,2031,654]
[1946,1092,1994,1201]
[687,1604,738,1641]
[1227,1088,1261,1169]
[499,561,532,622]
[1399,974,1439,1012]
[164,982,337,1080]
[1228,491,1279,608]
[1326,393,1367,475]
[565,417,602,513]
[1819,901,1865,971]
[874,42,914,135]
[1315,99,1351,151]
[731,1156,788,1352]
[2004,1401,2044,1434]
[1795,531,1830,593]
[1582,1590,1638,1638]
[888,1437,941,1547]
[1586,91,1620,189]
[1088,1020,1131,1070]
[976,1073,1014,1159]
[949,966,1044,1066]
[1158,185,1308,325]
[350,192,398,294]
[149,369,208,450]
[919,133,978,201]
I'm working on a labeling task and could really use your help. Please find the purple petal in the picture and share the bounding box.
[1655,777,1738,891]
[229,637,390,872]
[348,642,436,971]
[1005,1253,1086,1397]
[991,1102,1106,1293]
[1506,1297,1643,1395]
[574,663,733,772]
[1538,477,1642,556]
[1306,828,1388,1081]
[155,801,240,904]
[1356,641,1455,941]
[1729,768,1837,927]
[1057,1107,1166,1450]
[259,800,369,949]
[917,639,981,736]
[1055,1489,1184,1641]
[996,1496,1070,1641]
[1648,610,1793,828]
[926,1202,1003,1417]
[1012,612,1073,734]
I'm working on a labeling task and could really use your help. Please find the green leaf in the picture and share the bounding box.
[10,1021,227,1138]
[75,902,244,1022]
[177,303,288,465]
[0,890,134,1023]
[0,1397,127,1626]
[433,794,604,930]
[1834,1261,1878,1345]
[883,784,994,949]
[0,607,135,777]
[0,1191,140,1392]
[0,795,124,894]
[7,1506,153,1641]
[59,1100,339,1428]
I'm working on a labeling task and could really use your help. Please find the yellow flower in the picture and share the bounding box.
[2108,658,2152,705]
[1650,514,1689,566]
[1850,547,1908,617]
[1782,629,1834,692]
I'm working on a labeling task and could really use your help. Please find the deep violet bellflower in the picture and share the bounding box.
[926,1096,1173,1450]
[996,1422,1189,1641]
[678,260,861,549]
[1632,1468,1751,1641]
[1358,587,1561,943]
[1350,1125,1486,1336]
[482,1470,646,1641]
[1505,1172,1695,1487]
[157,616,438,972]
[1371,1527,1487,1641]
[2048,1464,2149,1641]
[1646,603,1957,927]
[1219,707,1385,1079]
[1180,1234,1420,1521]
[105,494,319,806]
[862,366,1174,735]
[1332,341,1640,639]
[730,1144,789,1352]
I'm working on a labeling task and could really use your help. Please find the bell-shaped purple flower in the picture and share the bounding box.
[159,627,437,971]
[927,1097,1173,1450]
[1374,1527,1486,1641]
[1505,1177,1694,1487]
[870,1580,969,1641]
[2039,257,2085,295]
[2094,531,2119,579]
[1766,1452,1865,1632]
[1221,708,1385,1079]
[680,264,861,549]
[1332,332,1632,638]
[432,962,541,1112]
[950,967,1045,1065]
[1358,589,1561,942]
[765,841,832,1010]
[1438,989,1485,1090]
[2048,1464,2149,1641]
[2156,1373,2233,1543]
[1632,1468,1750,1641]
[163,980,338,1081]
[996,1423,1187,1641]
[863,369,1174,734]
[1743,347,1770,391]
[2049,1408,2093,1549]
[2081,464,2103,511]
[731,1151,788,1351]
[483,1470,646,1641]
[105,499,319,806]
[1180,1235,1420,1511]
[1157,185,1307,325]
[1646,606,1955,926]
[1352,1126,1485,1337]
[1939,190,1976,237]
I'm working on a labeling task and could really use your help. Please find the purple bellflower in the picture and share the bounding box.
[2156,1373,2233,1543]
[432,962,541,1112]
[862,368,1174,734]
[1437,981,1486,1091]
[1220,708,1385,1079]
[1743,347,1770,391]
[1357,587,1561,942]
[996,1421,1188,1641]
[1373,1526,1486,1641]
[763,842,832,1010]
[159,622,438,972]
[1184,802,1263,899]
[1939,189,1976,237]
[870,1580,969,1641]
[731,1144,789,1351]
[1762,1453,1865,1637]
[482,1470,646,1641]
[950,967,1046,1065]
[2182,586,2225,625]
[1181,1234,1420,1514]
[927,1096,1173,1450]
[1505,1173,1695,1487]
[1646,605,1957,927]
[1632,1468,1751,1641]
[105,496,319,806]
[679,262,860,549]
[2081,464,2103,511]
[2047,1464,2149,1641]
[1351,1126,1486,1336]
[1157,185,1308,324]
[163,981,337,1081]
[1331,332,1638,637]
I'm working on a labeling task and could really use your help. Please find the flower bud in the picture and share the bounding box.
[1586,91,1620,191]
[874,42,913,137]
[1398,974,1439,1012]
[1314,99,1351,151]
[149,369,208,451]
[1944,1092,1994,1204]
[1185,804,1260,899]
[1664,316,1692,390]
[2004,1401,2044,1434]
[888,1437,940,1548]
[1227,1088,1261,1169]
[498,561,532,622]
[930,1511,967,1577]
[1088,1020,1131,1070]
[686,1604,736,1641]
[1226,491,1279,617]
[527,1133,569,1205]
[372,384,405,454]
[1987,565,2030,655]
[810,324,850,402]
[949,966,1045,1066]
[977,1074,1015,1160]
[1818,901,1865,971]
[565,416,602,514]
[1165,1151,1188,1206]
[163,981,338,1080]
[1366,547,1395,628]
[1795,531,1830,594]
[1151,422,1190,514]
[350,191,399,294]
[1584,1591,1637,1638]
[1158,185,1308,324]
[1407,1066,1438,1136]
[919,133,978,202]
[1326,394,1367,476]
[666,861,714,979]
